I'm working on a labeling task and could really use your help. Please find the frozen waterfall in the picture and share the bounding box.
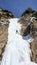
[1,18,37,65]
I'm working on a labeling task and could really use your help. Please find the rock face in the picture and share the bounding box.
[30,19,37,63]
[18,16,31,36]
[0,24,9,60]
[30,39,37,63]
[0,8,14,61]
[20,8,37,37]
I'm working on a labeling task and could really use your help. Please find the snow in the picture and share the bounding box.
[1,18,37,65]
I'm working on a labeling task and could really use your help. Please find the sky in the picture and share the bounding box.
[0,0,37,17]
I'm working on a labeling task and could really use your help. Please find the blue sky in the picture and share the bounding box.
[0,0,37,17]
